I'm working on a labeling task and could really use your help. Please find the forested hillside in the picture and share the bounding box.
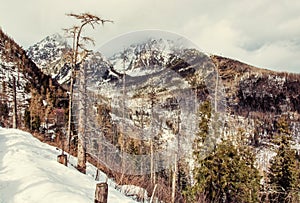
[0,28,67,131]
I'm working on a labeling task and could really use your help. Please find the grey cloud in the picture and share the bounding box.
[0,0,299,73]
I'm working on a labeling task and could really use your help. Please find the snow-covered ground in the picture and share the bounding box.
[0,127,138,203]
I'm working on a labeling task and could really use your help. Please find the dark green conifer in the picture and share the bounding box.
[188,101,261,202]
[267,117,300,203]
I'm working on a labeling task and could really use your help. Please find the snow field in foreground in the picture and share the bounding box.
[0,128,137,203]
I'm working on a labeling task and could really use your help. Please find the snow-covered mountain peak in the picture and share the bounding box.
[44,33,67,45]
[130,37,176,53]
[107,37,190,77]
[27,33,70,75]
[27,33,114,85]
[111,37,180,58]
[27,30,207,84]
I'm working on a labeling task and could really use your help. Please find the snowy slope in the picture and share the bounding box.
[0,128,137,203]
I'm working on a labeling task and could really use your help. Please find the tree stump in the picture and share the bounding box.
[95,182,108,203]
[77,141,86,174]
[57,154,67,166]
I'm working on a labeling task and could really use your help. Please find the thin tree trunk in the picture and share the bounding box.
[12,76,17,129]
[150,184,157,203]
[150,84,156,185]
[77,61,87,174]
[171,154,177,203]
[67,24,77,153]
[150,138,154,184]
[214,66,219,112]
[67,73,74,151]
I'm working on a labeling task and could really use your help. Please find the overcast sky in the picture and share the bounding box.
[0,0,299,73]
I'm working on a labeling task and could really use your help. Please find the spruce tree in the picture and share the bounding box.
[191,140,260,202]
[267,117,300,203]
[192,100,212,162]
[189,101,261,202]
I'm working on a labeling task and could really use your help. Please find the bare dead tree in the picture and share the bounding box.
[64,12,112,174]
[119,49,128,184]
[148,81,158,185]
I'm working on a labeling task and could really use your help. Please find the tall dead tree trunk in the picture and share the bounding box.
[67,72,74,150]
[77,60,87,173]
[150,138,154,184]
[120,51,127,183]
[148,83,159,185]
[214,65,219,112]
[150,88,155,185]
[12,76,17,129]
[66,25,77,153]
[171,154,177,203]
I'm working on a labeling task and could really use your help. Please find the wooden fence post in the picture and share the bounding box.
[57,154,67,166]
[95,182,108,203]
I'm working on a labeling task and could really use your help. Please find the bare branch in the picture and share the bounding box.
[81,36,95,46]
[78,43,85,50]
[66,12,113,29]
[62,50,73,63]
[62,26,79,38]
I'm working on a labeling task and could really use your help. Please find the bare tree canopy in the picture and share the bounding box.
[66,13,113,27]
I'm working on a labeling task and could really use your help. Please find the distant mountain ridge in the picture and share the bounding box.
[4,31,298,170]
[26,32,300,121]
